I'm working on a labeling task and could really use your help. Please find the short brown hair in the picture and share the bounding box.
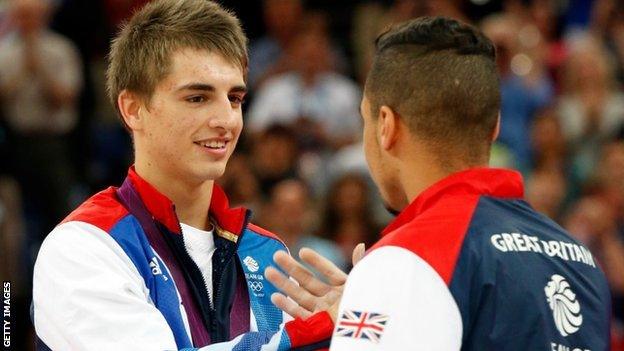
[106,0,248,121]
[365,17,500,168]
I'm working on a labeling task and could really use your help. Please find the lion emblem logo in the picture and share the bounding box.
[544,274,583,337]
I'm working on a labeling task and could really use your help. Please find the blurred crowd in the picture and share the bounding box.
[0,0,623,349]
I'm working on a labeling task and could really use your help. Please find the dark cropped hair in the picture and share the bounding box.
[365,16,500,167]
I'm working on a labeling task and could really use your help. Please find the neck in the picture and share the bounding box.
[399,151,486,204]
[400,163,449,205]
[135,159,214,231]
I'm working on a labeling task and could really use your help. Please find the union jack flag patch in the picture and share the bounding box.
[334,310,389,343]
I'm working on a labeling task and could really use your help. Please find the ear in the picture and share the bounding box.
[491,112,501,142]
[118,89,144,131]
[378,105,400,151]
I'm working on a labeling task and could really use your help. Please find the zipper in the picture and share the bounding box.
[173,209,252,343]
[180,221,215,310]
[168,209,217,340]
[211,210,252,342]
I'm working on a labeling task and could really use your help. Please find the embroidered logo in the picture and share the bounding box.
[249,281,264,292]
[243,256,260,272]
[544,274,583,336]
[335,310,389,343]
[149,257,168,281]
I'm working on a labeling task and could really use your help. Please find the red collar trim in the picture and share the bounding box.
[127,166,248,235]
[381,167,524,236]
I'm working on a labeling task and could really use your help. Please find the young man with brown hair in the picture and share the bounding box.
[32,1,334,349]
[267,17,611,350]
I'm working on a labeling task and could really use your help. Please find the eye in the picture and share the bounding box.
[186,95,206,103]
[229,94,246,107]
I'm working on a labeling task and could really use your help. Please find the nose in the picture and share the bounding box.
[208,95,240,131]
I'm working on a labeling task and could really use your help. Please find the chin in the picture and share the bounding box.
[191,163,227,182]
[378,182,408,215]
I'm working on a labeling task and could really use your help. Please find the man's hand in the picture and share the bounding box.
[265,244,365,321]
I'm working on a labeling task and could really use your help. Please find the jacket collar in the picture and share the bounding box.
[126,166,248,236]
[381,167,524,237]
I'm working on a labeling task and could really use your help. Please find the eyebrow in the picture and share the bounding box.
[175,82,247,94]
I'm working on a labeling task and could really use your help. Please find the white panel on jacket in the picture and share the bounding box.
[330,246,463,351]
[33,221,179,350]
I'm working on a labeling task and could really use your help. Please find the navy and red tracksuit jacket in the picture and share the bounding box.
[331,168,610,350]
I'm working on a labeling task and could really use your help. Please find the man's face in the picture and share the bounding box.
[360,95,404,213]
[136,48,246,183]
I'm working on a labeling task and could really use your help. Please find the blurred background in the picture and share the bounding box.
[0,0,623,349]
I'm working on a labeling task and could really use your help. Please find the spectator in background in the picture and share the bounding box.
[262,179,347,272]
[247,0,303,89]
[564,194,624,326]
[530,107,568,172]
[525,169,567,221]
[595,140,624,337]
[217,153,262,212]
[352,0,468,85]
[481,13,554,173]
[0,0,82,238]
[247,13,362,151]
[250,124,300,197]
[592,0,624,88]
[527,107,581,211]
[558,34,624,184]
[527,0,567,84]
[319,173,379,269]
[596,141,624,218]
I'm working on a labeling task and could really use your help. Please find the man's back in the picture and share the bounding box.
[451,194,610,350]
[331,168,610,350]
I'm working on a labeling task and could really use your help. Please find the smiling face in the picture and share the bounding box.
[128,48,246,184]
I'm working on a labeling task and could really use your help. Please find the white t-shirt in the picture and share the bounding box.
[181,223,216,306]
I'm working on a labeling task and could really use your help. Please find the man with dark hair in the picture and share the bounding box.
[32,1,334,350]
[266,17,610,350]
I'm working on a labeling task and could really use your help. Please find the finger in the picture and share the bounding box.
[265,266,318,312]
[299,247,347,286]
[271,292,313,319]
[273,251,331,297]
[352,243,366,266]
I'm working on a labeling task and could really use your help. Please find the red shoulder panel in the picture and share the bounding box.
[247,223,285,244]
[371,194,480,286]
[61,187,128,232]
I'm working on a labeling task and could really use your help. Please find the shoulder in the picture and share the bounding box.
[372,194,481,285]
[34,220,144,292]
[335,246,463,349]
[246,223,284,244]
[61,187,129,232]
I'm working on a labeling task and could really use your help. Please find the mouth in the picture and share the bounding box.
[193,137,231,158]
[193,139,228,150]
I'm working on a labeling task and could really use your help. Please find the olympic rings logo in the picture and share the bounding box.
[249,281,264,292]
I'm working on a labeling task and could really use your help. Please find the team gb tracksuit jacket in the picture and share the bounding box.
[33,167,333,350]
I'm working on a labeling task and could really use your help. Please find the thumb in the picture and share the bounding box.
[352,243,366,266]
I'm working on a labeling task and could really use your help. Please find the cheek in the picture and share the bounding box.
[363,127,379,171]
[229,115,244,150]
[234,114,244,137]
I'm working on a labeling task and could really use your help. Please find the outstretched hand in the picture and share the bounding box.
[265,243,365,321]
